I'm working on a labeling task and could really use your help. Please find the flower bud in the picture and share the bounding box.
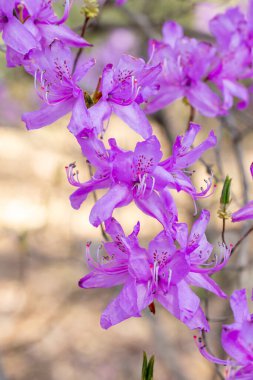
[220,175,232,206]
[81,0,99,19]
[218,175,232,219]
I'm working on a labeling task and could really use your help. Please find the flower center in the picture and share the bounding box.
[14,3,30,24]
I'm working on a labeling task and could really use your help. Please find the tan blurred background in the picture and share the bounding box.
[0,1,253,379]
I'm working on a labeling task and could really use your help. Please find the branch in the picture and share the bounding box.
[152,110,174,145]
[231,226,253,255]
[73,16,90,73]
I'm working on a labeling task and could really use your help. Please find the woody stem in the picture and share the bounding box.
[73,16,90,73]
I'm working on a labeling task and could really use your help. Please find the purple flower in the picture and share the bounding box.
[209,2,253,52]
[208,4,252,111]
[145,21,222,117]
[79,54,161,139]
[0,0,90,67]
[67,123,216,227]
[67,132,178,230]
[79,213,229,330]
[232,163,253,222]
[22,41,95,131]
[195,288,253,379]
[160,122,217,211]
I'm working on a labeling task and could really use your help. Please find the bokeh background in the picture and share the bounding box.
[0,1,253,379]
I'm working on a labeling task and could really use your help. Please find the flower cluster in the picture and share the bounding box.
[145,1,253,117]
[1,0,253,378]
[80,212,229,331]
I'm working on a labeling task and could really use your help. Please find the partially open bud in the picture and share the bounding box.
[218,175,232,219]
[220,176,232,206]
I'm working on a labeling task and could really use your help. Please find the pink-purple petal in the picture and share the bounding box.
[113,102,152,139]
[22,99,75,130]
[100,280,141,329]
[232,201,253,222]
[3,17,39,54]
[230,289,249,324]
[90,184,133,227]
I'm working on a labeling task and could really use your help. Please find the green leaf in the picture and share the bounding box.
[141,352,155,380]
[142,352,148,380]
[146,355,155,380]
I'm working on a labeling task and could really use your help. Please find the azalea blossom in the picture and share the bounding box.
[79,213,229,330]
[159,122,217,212]
[22,40,95,131]
[195,288,253,379]
[70,54,161,139]
[67,132,178,230]
[67,123,216,227]
[0,0,90,67]
[209,1,253,56]
[145,21,222,117]
[208,2,253,111]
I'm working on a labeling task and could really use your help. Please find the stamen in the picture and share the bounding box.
[147,41,156,65]
[45,89,50,104]
[153,261,159,285]
[194,173,217,199]
[149,176,156,195]
[167,268,172,288]
[191,195,198,216]
[190,243,231,274]
[40,70,46,87]
[194,335,234,366]
[66,162,81,186]
[96,244,103,263]
[34,69,38,91]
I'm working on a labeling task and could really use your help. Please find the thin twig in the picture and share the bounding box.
[231,226,253,255]
[214,123,224,180]
[198,157,220,182]
[203,299,225,380]
[73,16,90,73]
[152,110,174,145]
[0,360,7,380]
[119,6,158,39]
[201,331,225,380]
[187,105,195,127]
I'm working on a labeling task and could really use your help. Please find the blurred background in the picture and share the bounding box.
[0,1,253,379]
